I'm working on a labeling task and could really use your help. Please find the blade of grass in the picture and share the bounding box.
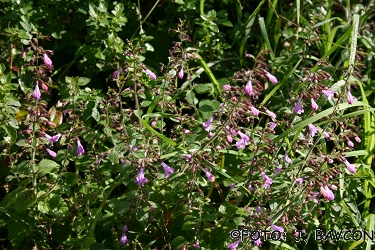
[259,17,275,60]
[273,101,373,143]
[194,53,221,99]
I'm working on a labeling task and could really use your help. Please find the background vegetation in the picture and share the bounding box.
[0,0,375,249]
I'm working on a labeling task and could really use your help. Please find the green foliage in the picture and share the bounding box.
[0,0,375,249]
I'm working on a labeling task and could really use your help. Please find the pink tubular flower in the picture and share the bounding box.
[44,133,61,146]
[135,168,148,186]
[203,116,214,132]
[271,224,284,232]
[161,162,174,179]
[331,185,338,191]
[248,184,254,191]
[245,78,252,96]
[46,148,57,158]
[236,131,249,150]
[354,136,361,143]
[145,68,156,80]
[347,90,354,104]
[76,139,85,156]
[185,154,192,162]
[264,70,278,84]
[253,238,262,246]
[203,168,214,182]
[112,69,122,80]
[269,122,277,130]
[119,233,128,246]
[344,160,356,173]
[347,140,354,148]
[228,239,240,250]
[284,152,292,163]
[322,89,334,101]
[296,178,303,185]
[226,134,233,143]
[310,191,320,203]
[33,84,41,100]
[192,240,200,249]
[122,225,128,232]
[266,109,276,120]
[323,132,331,140]
[43,53,53,67]
[311,98,318,110]
[223,84,231,91]
[293,99,304,114]
[308,124,319,137]
[320,185,335,201]
[250,106,259,116]
[261,172,273,189]
[178,68,184,79]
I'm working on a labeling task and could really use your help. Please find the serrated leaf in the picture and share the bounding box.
[108,149,119,164]
[38,159,60,176]
[15,188,35,213]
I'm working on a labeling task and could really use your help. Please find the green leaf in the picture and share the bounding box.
[38,159,60,177]
[194,83,212,94]
[15,188,35,213]
[108,149,119,164]
[186,90,198,105]
[78,77,91,86]
[171,236,187,250]
[92,108,100,122]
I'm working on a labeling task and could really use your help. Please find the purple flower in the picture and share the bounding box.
[203,168,214,182]
[271,224,284,232]
[344,160,356,173]
[256,206,262,213]
[269,122,277,130]
[46,148,57,158]
[203,116,214,132]
[293,99,304,114]
[122,225,128,232]
[76,139,85,156]
[226,134,233,143]
[310,191,320,203]
[331,185,338,191]
[228,239,240,250]
[274,168,282,175]
[192,240,200,249]
[236,131,249,150]
[161,162,174,179]
[254,238,262,246]
[323,132,331,140]
[284,152,292,163]
[135,168,148,186]
[245,78,252,96]
[266,109,276,120]
[320,185,334,201]
[185,154,192,162]
[250,106,259,116]
[347,140,354,148]
[296,178,303,185]
[178,68,184,79]
[261,172,273,189]
[322,89,335,101]
[33,84,41,100]
[264,70,278,84]
[112,69,122,80]
[311,98,318,110]
[248,184,254,191]
[44,133,61,146]
[354,136,361,143]
[229,183,236,190]
[223,84,231,91]
[308,124,319,137]
[145,68,156,80]
[43,53,53,67]
[119,233,128,246]
[347,90,354,104]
